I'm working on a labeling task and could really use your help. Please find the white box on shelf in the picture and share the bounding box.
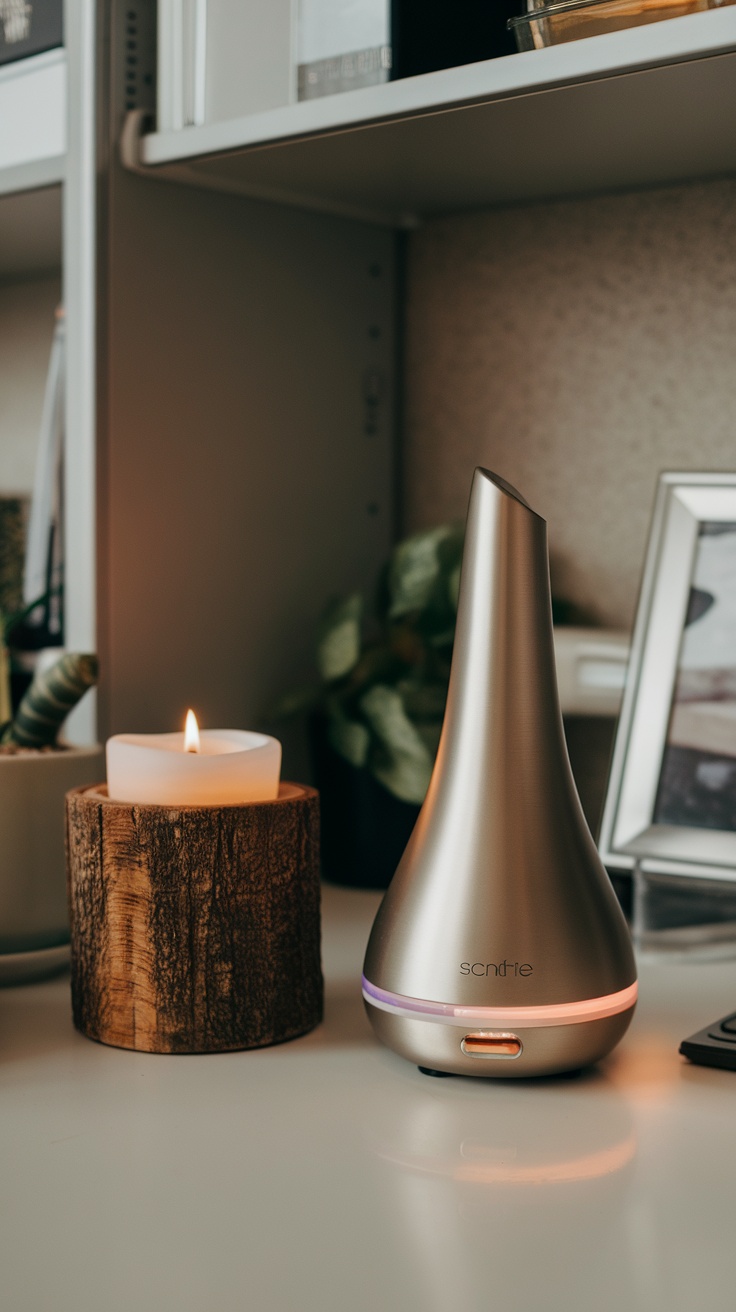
[554,627,630,717]
[297,0,390,100]
[158,0,296,132]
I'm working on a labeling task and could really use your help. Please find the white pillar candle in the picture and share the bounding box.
[106,712,281,806]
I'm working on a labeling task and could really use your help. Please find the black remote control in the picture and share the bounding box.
[680,1010,736,1071]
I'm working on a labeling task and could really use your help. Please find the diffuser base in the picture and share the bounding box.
[366,1003,635,1077]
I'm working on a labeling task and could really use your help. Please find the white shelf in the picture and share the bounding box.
[0,49,66,192]
[132,10,736,226]
[0,51,65,278]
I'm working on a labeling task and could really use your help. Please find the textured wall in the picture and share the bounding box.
[404,179,736,630]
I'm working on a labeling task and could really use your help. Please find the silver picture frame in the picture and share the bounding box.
[599,472,736,884]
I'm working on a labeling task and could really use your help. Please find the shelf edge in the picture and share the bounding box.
[137,9,736,169]
[0,155,65,199]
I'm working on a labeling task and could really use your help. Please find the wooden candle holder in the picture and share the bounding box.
[66,783,322,1054]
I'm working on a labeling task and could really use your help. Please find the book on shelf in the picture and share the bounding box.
[298,0,391,100]
[391,0,519,82]
[0,0,62,67]
[298,0,520,101]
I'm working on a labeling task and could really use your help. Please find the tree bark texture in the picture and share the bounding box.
[66,784,322,1053]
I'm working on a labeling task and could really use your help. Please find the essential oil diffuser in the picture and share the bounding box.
[362,468,637,1077]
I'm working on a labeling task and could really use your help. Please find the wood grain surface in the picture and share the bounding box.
[66,784,322,1053]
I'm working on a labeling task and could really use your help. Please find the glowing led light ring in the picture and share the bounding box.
[361,976,637,1028]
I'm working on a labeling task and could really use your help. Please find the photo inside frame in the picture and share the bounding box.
[654,522,736,832]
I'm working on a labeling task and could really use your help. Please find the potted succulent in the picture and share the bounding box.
[0,649,102,983]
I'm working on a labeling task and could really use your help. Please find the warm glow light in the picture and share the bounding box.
[184,709,201,754]
[378,1134,637,1186]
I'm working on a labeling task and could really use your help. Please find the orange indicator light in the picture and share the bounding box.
[461,1032,522,1059]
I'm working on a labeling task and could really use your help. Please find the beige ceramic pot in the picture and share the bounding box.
[0,745,105,984]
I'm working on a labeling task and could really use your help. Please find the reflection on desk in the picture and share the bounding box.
[0,884,734,1312]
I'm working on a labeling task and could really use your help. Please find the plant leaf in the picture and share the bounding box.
[326,699,370,768]
[415,720,443,758]
[360,683,433,805]
[447,563,461,612]
[397,677,448,722]
[2,588,53,640]
[387,525,456,620]
[316,593,363,683]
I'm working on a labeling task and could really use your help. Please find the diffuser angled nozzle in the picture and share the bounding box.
[363,468,636,1077]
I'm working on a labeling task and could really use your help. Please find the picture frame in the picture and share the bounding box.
[599,472,736,885]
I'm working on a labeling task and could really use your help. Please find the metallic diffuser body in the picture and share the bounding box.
[363,469,637,1077]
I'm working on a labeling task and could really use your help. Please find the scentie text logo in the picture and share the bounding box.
[460,960,533,977]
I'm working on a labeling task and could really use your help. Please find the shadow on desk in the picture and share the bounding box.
[0,970,375,1065]
[0,971,77,1066]
[302,978,378,1052]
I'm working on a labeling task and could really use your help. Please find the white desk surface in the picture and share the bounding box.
[1,884,735,1312]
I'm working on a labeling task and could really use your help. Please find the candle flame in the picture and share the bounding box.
[184,709,201,754]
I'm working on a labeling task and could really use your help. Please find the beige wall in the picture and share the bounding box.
[0,274,61,495]
[404,178,736,630]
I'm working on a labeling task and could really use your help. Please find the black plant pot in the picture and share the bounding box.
[309,716,420,890]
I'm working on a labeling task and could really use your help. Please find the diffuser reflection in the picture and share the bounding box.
[364,1076,637,1310]
[369,1078,636,1186]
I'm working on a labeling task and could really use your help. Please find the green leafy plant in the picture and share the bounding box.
[0,589,56,728]
[281,522,464,806]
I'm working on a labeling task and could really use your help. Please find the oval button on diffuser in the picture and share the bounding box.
[461,1032,522,1059]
